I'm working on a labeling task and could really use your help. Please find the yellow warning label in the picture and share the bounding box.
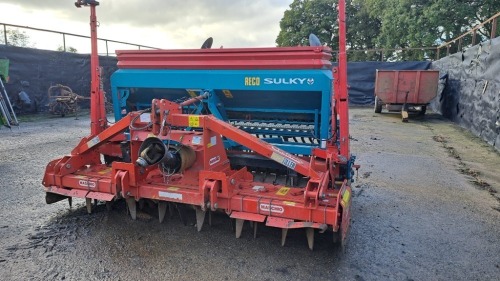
[98,168,112,175]
[276,187,290,196]
[222,90,233,98]
[188,115,200,127]
[341,189,351,207]
[187,90,197,98]
[282,201,296,206]
[270,152,285,163]
[167,187,180,191]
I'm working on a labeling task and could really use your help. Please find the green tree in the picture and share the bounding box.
[0,29,34,47]
[423,0,500,52]
[276,0,339,48]
[277,0,500,61]
[363,0,500,59]
[276,0,381,61]
[57,45,78,53]
[347,0,382,61]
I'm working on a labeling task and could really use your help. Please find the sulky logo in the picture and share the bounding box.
[263,78,314,85]
[259,203,284,214]
[79,180,96,188]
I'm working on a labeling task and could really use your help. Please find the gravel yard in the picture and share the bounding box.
[0,108,499,281]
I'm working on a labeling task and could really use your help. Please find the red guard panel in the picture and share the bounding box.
[116,46,333,70]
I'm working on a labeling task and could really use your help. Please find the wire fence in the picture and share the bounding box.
[0,23,160,56]
[435,11,500,59]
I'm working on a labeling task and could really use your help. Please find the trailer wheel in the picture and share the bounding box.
[418,105,427,116]
[374,96,383,113]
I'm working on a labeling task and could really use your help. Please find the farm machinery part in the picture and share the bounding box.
[42,0,357,250]
[47,84,89,117]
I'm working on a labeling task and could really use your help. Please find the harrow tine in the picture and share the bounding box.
[85,198,92,214]
[138,199,145,210]
[195,207,206,232]
[253,222,258,239]
[126,198,137,220]
[68,197,72,208]
[281,229,288,246]
[306,228,315,250]
[235,219,244,238]
[158,201,167,223]
[208,210,212,226]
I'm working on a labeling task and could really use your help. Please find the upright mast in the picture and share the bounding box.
[75,0,106,136]
[337,0,350,159]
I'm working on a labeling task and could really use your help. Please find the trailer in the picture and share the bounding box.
[42,0,357,250]
[374,70,439,122]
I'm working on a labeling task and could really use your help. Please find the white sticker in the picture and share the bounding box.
[86,136,100,148]
[270,152,296,170]
[192,136,202,145]
[210,136,217,146]
[252,185,265,191]
[281,158,296,169]
[140,113,151,122]
[159,191,183,201]
[209,156,221,166]
[270,152,285,163]
[259,203,284,214]
[79,179,96,189]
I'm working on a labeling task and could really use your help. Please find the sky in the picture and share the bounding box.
[0,0,294,54]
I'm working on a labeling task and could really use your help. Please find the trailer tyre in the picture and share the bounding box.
[418,105,427,116]
[374,96,382,113]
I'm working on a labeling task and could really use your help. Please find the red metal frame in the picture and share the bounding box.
[43,0,354,248]
[76,0,107,136]
[43,101,350,225]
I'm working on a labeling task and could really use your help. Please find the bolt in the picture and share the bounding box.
[65,164,71,169]
[230,179,236,185]
[206,202,211,208]
[126,192,131,196]
[213,203,218,209]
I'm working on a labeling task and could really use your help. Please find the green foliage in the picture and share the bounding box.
[57,45,78,53]
[276,0,381,61]
[276,0,339,48]
[363,0,500,59]
[0,29,34,48]
[276,0,500,61]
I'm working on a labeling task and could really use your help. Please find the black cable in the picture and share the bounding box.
[129,108,153,130]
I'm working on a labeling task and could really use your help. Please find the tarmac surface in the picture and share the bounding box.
[0,108,499,281]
